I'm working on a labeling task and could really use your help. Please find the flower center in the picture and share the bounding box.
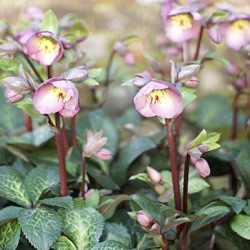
[39,37,57,53]
[231,19,249,31]
[148,89,166,104]
[170,13,192,30]
[53,87,71,102]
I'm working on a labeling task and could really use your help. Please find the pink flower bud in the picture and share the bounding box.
[194,158,210,178]
[137,210,153,227]
[5,88,23,103]
[147,167,162,184]
[95,148,113,160]
[184,76,199,88]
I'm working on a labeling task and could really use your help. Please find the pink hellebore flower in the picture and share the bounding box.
[33,78,80,118]
[26,31,64,65]
[221,14,250,50]
[133,80,183,119]
[164,6,201,43]
[5,88,23,103]
[83,130,112,160]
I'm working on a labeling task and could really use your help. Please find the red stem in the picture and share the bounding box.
[61,123,69,153]
[23,113,32,132]
[161,232,168,250]
[55,113,68,196]
[182,154,190,214]
[231,92,240,140]
[193,27,204,61]
[165,119,182,211]
[81,156,87,199]
[70,116,77,147]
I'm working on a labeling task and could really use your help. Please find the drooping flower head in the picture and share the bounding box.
[133,80,183,119]
[83,130,112,160]
[33,78,79,118]
[220,13,250,50]
[26,31,64,65]
[164,6,201,43]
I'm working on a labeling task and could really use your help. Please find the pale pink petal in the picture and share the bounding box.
[194,158,210,178]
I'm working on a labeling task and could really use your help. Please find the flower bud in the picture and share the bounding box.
[137,210,153,228]
[147,167,162,184]
[64,67,88,82]
[198,143,209,153]
[177,64,200,82]
[2,76,32,94]
[184,76,199,87]
[5,88,23,103]
[193,158,211,178]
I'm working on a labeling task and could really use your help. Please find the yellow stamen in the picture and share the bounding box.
[39,37,57,53]
[170,13,192,30]
[148,90,166,104]
[53,87,71,102]
[231,19,249,31]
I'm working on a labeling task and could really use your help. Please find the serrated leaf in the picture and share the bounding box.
[0,206,23,224]
[230,214,250,240]
[181,177,210,194]
[24,165,59,204]
[111,137,156,185]
[90,240,128,250]
[52,236,76,250]
[41,10,59,34]
[88,68,102,79]
[0,166,31,207]
[14,97,43,119]
[220,197,246,214]
[19,207,62,250]
[0,220,21,250]
[39,196,74,210]
[62,205,104,250]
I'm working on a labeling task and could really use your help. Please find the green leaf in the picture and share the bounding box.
[7,124,54,148]
[67,20,88,42]
[41,10,59,34]
[0,206,23,224]
[83,78,99,86]
[0,87,23,135]
[181,177,210,194]
[230,214,250,240]
[99,194,130,220]
[189,129,207,149]
[90,240,128,250]
[24,165,60,204]
[180,86,197,108]
[13,97,43,119]
[121,78,134,86]
[88,68,102,79]
[19,207,62,250]
[104,223,131,247]
[220,196,246,214]
[53,236,76,250]
[123,35,140,45]
[236,149,250,192]
[85,190,100,209]
[0,166,31,207]
[0,220,21,250]
[62,203,104,250]
[129,173,150,183]
[0,58,20,73]
[111,137,156,185]
[39,196,74,210]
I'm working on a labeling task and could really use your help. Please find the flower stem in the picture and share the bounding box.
[47,65,53,79]
[165,119,182,212]
[81,156,87,199]
[104,50,116,87]
[20,51,44,83]
[23,113,32,132]
[193,27,204,61]
[182,154,190,214]
[55,112,68,196]
[61,123,69,153]
[70,116,77,147]
[231,92,240,140]
[161,233,168,250]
